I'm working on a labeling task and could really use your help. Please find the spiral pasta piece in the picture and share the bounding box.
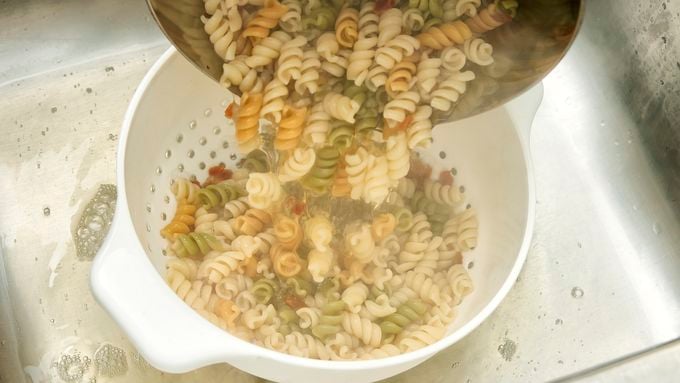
[386,59,417,98]
[463,38,494,66]
[277,36,307,84]
[246,172,283,210]
[274,215,303,250]
[331,159,351,197]
[456,0,481,18]
[430,70,475,111]
[198,239,259,283]
[172,232,226,258]
[371,213,396,242]
[341,281,369,313]
[235,92,263,153]
[171,178,200,203]
[375,35,420,71]
[301,146,340,194]
[423,178,463,207]
[246,31,292,69]
[194,206,219,234]
[379,299,428,335]
[383,91,420,128]
[302,102,331,147]
[242,0,289,42]
[440,46,466,71]
[260,78,288,123]
[403,270,441,304]
[278,147,316,182]
[442,208,478,252]
[322,92,360,123]
[397,322,445,352]
[447,264,473,304]
[202,9,238,61]
[232,208,272,235]
[311,299,346,339]
[251,277,278,304]
[363,155,390,205]
[416,21,472,50]
[197,182,244,208]
[386,132,411,184]
[406,105,433,149]
[221,56,265,93]
[416,51,441,100]
[465,2,513,34]
[402,8,425,34]
[161,199,197,239]
[270,243,304,277]
[275,105,306,150]
[295,48,322,95]
[345,222,375,264]
[377,8,402,47]
[279,0,302,32]
[222,196,251,220]
[342,312,382,347]
[335,7,359,48]
[345,147,370,200]
[216,274,254,300]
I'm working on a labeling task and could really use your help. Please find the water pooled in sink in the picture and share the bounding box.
[72,184,116,260]
[93,344,128,377]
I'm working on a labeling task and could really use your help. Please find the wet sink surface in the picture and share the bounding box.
[1,0,679,382]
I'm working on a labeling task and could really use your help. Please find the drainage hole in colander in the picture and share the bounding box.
[162,249,167,256]
[468,261,474,269]
[204,108,212,117]
[188,149,195,158]
[163,195,170,204]
[150,184,155,193]
[147,243,152,252]
[199,137,207,146]
[161,212,166,221]
[189,120,197,130]
[213,127,221,135]
[199,162,206,170]
[146,203,151,213]
[178,164,185,172]
[210,151,217,159]
[466,203,472,209]
[164,150,172,159]
[190,175,198,182]
[222,141,229,149]
[176,134,183,143]
[439,151,446,159]
[450,167,457,175]
[229,153,237,161]
[156,166,162,175]
[145,224,151,232]
[459,185,465,193]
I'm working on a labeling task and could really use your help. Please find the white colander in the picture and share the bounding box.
[91,47,542,383]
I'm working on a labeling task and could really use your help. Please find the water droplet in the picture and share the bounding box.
[176,134,184,143]
[599,120,606,127]
[178,164,185,171]
[164,150,172,158]
[189,120,197,129]
[213,127,221,135]
[188,149,195,158]
[43,206,51,216]
[571,287,584,299]
[199,162,206,170]
[50,318,55,324]
[210,151,216,159]
[94,344,128,377]
[199,137,207,146]
[155,166,162,175]
[204,108,212,117]
[55,350,92,382]
[73,185,116,260]
[652,222,662,235]
[223,141,230,149]
[497,339,517,361]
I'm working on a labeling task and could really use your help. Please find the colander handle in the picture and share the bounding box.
[505,83,544,147]
[91,203,258,373]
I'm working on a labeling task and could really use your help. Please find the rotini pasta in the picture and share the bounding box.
[275,104,307,150]
[334,7,359,48]
[246,172,283,209]
[278,147,316,182]
[463,38,494,66]
[235,92,264,153]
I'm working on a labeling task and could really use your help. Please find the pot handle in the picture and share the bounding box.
[504,83,544,148]
[90,200,257,373]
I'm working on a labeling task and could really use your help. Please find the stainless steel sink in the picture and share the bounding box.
[1,0,679,382]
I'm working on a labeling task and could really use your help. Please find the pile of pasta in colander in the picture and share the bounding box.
[160,0,514,360]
